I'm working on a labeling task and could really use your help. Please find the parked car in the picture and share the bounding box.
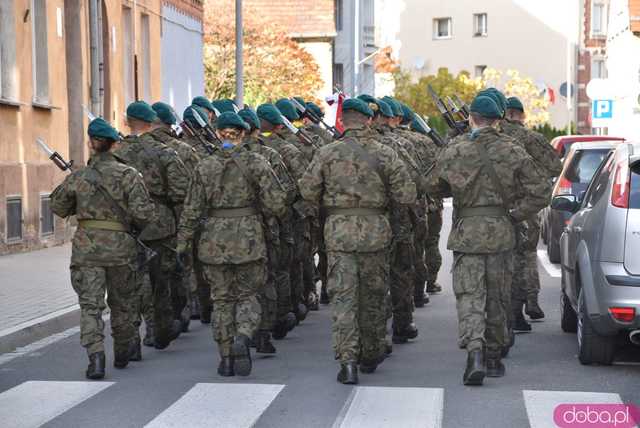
[551,135,625,159]
[542,141,620,263]
[552,141,640,365]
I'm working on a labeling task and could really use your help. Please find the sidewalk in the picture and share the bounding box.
[0,244,78,353]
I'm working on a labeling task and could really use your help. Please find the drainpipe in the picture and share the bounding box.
[89,0,100,115]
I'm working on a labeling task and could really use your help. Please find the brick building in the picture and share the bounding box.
[0,0,204,255]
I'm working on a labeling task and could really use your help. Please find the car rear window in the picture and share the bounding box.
[564,149,611,183]
[631,162,640,209]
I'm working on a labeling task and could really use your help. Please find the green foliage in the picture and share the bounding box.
[533,122,577,141]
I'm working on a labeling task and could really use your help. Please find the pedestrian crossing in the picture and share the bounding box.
[0,380,634,428]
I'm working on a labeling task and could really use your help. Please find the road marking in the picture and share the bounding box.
[332,386,443,428]
[523,390,623,428]
[144,383,284,428]
[0,380,114,428]
[537,249,562,278]
[0,327,80,366]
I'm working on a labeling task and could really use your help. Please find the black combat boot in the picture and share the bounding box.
[513,303,532,332]
[294,303,308,322]
[320,285,330,305]
[501,329,515,358]
[272,312,296,340]
[200,306,212,324]
[486,352,506,378]
[217,357,234,377]
[190,296,201,320]
[463,348,486,386]
[143,323,155,347]
[414,293,425,308]
[180,307,191,333]
[86,352,106,380]
[392,323,418,344]
[169,320,183,342]
[113,345,130,369]
[360,353,386,374]
[426,282,443,293]
[525,298,545,320]
[231,335,252,376]
[129,339,142,362]
[306,292,319,311]
[256,331,277,354]
[337,363,358,384]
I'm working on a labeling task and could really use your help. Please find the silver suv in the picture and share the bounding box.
[552,141,640,365]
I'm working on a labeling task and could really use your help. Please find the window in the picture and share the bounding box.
[31,0,50,104]
[474,13,488,37]
[335,0,343,31]
[40,194,54,237]
[592,2,607,36]
[434,18,452,39]
[0,1,17,100]
[475,65,487,77]
[591,58,607,79]
[122,7,134,106]
[141,14,151,102]
[584,153,614,208]
[333,63,344,90]
[6,196,22,242]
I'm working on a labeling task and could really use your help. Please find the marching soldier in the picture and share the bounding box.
[51,118,156,379]
[299,98,416,384]
[300,99,334,145]
[176,112,287,377]
[192,96,219,125]
[424,95,550,385]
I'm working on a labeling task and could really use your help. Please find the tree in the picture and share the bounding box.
[203,0,323,106]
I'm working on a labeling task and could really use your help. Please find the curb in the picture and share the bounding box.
[0,305,80,354]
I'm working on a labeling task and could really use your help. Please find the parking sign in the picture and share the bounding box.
[592,99,613,128]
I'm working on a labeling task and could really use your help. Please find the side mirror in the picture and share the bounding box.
[551,195,578,213]
[578,191,587,203]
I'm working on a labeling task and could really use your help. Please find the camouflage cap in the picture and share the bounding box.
[506,96,525,112]
[257,104,285,125]
[211,99,238,114]
[192,96,216,113]
[151,102,177,125]
[88,118,120,141]
[275,99,300,121]
[126,101,157,123]
[238,107,261,130]
[216,112,250,130]
[342,98,374,118]
[470,95,502,119]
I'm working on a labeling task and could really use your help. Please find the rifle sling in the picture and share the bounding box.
[473,141,511,215]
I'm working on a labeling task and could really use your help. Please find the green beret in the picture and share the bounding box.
[357,95,382,116]
[275,99,300,121]
[293,96,306,107]
[305,102,324,118]
[126,101,157,123]
[400,103,415,124]
[478,88,507,116]
[376,99,394,118]
[257,104,285,125]
[342,98,374,118]
[216,112,250,130]
[88,118,120,141]
[238,108,261,130]
[506,96,525,112]
[211,99,238,114]
[410,117,428,135]
[381,96,403,117]
[151,102,177,125]
[470,95,502,119]
[192,96,216,114]
[183,105,209,127]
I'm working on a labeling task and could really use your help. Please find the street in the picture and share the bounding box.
[1,206,639,428]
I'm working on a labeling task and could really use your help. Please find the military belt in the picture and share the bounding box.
[457,206,507,218]
[78,219,128,232]
[208,207,258,218]
[326,207,385,216]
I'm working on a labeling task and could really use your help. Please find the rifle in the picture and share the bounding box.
[188,106,223,149]
[289,97,340,138]
[37,138,74,171]
[427,85,468,136]
[452,94,470,118]
[280,114,317,147]
[171,107,215,155]
[446,96,468,121]
[413,115,446,148]
[82,105,126,139]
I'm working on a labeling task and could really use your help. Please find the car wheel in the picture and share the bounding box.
[560,290,577,333]
[577,290,615,365]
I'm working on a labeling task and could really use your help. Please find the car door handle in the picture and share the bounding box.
[574,226,583,233]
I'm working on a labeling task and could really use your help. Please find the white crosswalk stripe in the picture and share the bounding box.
[523,390,624,428]
[332,386,444,428]
[0,380,114,428]
[144,383,284,428]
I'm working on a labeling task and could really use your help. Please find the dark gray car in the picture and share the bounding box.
[553,141,640,365]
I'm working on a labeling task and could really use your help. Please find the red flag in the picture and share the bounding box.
[547,87,556,105]
[325,92,346,134]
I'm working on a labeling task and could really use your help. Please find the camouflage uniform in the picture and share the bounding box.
[500,120,562,307]
[304,122,334,146]
[50,152,156,356]
[176,142,287,358]
[115,133,189,347]
[424,127,550,357]
[299,126,416,364]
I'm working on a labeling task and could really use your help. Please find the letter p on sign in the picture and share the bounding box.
[593,100,613,119]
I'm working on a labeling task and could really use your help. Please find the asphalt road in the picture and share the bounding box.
[1,207,639,428]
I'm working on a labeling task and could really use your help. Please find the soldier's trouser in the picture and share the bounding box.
[413,212,429,296]
[260,244,279,331]
[276,242,293,318]
[193,259,212,315]
[133,272,154,340]
[202,261,264,358]
[452,251,512,354]
[327,251,388,364]
[71,265,138,356]
[425,208,444,285]
[512,216,541,304]
[171,251,191,321]
[390,243,416,329]
[290,219,310,309]
[146,239,177,344]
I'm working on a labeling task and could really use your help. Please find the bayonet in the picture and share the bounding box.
[36,138,74,171]
[280,114,315,146]
[289,97,340,138]
[414,115,446,148]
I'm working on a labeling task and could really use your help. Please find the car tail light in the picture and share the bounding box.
[611,161,630,208]
[554,176,572,196]
[608,307,636,322]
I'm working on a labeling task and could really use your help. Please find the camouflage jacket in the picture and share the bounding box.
[425,127,551,253]
[500,119,563,179]
[396,127,441,172]
[115,132,189,240]
[299,126,417,253]
[176,142,287,265]
[304,122,334,146]
[391,127,429,174]
[51,152,156,267]
[276,127,320,164]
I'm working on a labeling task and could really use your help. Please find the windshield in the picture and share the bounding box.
[564,149,611,184]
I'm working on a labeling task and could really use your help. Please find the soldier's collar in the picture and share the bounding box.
[89,151,118,164]
[261,132,272,137]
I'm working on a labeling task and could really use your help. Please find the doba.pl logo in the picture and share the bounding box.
[554,404,640,428]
